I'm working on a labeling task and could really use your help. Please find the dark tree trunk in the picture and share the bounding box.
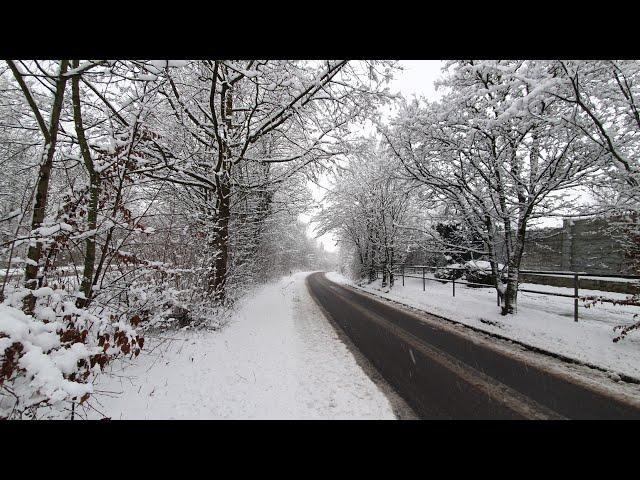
[381,260,388,287]
[502,266,519,315]
[209,77,234,303]
[501,224,527,315]
[16,60,70,314]
[210,174,231,302]
[71,60,100,308]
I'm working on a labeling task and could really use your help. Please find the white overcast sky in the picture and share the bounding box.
[388,60,445,103]
[305,60,446,253]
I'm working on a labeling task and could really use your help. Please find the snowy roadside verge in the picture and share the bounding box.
[85,272,398,419]
[325,271,640,382]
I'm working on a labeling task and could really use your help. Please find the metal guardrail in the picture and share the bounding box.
[374,265,640,322]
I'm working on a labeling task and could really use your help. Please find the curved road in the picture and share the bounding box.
[306,272,640,420]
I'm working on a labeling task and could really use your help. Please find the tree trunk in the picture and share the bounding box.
[502,265,519,315]
[209,78,234,303]
[501,224,528,315]
[493,144,517,316]
[71,60,100,308]
[381,259,388,287]
[368,243,377,282]
[21,60,69,314]
[210,174,231,302]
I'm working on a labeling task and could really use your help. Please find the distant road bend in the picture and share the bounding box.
[306,272,640,420]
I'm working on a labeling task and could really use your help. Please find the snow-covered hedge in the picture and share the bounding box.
[434,260,506,286]
[464,260,506,286]
[434,263,465,281]
[0,286,143,419]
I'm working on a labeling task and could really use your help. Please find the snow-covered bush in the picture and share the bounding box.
[434,264,465,281]
[464,260,505,287]
[0,286,143,419]
[432,260,505,287]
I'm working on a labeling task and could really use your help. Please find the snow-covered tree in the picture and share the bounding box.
[151,60,395,302]
[316,140,412,286]
[0,59,395,418]
[382,60,604,314]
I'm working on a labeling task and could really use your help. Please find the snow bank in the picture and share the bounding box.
[0,304,92,416]
[1,283,144,419]
[88,272,396,419]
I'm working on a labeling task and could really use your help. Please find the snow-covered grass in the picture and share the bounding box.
[85,272,396,419]
[326,271,640,381]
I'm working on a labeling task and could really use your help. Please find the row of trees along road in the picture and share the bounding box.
[0,60,396,418]
[322,60,640,328]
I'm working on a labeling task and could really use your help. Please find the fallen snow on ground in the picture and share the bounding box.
[325,271,640,380]
[86,272,396,419]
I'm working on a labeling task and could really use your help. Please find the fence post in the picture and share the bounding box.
[422,267,425,291]
[452,278,456,297]
[574,273,579,322]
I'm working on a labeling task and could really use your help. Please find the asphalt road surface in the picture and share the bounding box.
[306,272,640,420]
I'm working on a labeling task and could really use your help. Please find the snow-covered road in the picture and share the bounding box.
[87,272,398,419]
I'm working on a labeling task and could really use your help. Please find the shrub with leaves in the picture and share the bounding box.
[0,285,143,419]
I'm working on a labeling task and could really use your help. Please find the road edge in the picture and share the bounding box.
[346,278,640,383]
[304,274,419,420]
[324,273,640,408]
